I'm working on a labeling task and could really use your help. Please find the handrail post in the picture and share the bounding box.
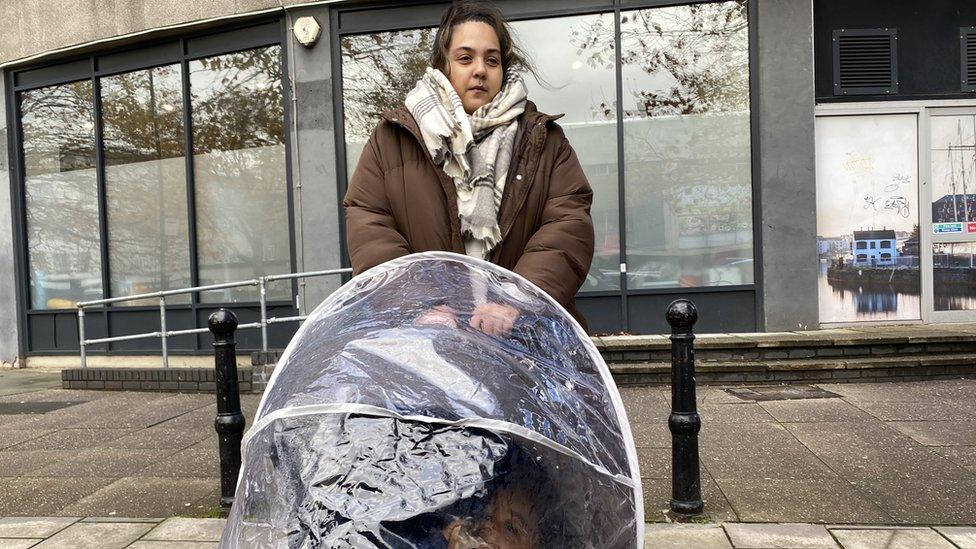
[667,299,704,517]
[78,306,87,369]
[209,309,245,509]
[259,277,268,353]
[159,296,169,368]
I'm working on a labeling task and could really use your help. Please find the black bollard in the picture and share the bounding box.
[666,299,704,517]
[209,309,246,509]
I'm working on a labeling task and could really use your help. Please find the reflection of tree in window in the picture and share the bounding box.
[102,65,190,303]
[190,46,290,302]
[21,81,101,308]
[341,29,435,144]
[573,0,748,117]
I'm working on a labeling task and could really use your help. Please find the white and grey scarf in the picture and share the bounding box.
[405,67,528,258]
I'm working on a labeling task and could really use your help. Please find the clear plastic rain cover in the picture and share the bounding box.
[222,252,643,548]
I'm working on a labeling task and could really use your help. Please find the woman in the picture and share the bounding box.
[343,0,595,333]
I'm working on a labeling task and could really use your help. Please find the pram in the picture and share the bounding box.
[221,252,643,548]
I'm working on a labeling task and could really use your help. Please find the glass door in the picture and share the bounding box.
[923,108,976,321]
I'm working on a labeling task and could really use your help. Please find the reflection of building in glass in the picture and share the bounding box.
[932,194,976,223]
[851,229,898,266]
[817,236,851,258]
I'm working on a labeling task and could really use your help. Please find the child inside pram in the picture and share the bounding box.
[220,253,643,548]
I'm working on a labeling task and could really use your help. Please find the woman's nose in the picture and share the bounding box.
[473,58,487,77]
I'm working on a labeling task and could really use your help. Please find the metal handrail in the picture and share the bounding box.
[77,267,352,368]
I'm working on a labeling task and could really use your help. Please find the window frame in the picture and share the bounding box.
[6,17,297,354]
[330,0,762,333]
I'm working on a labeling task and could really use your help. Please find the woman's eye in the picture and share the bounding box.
[487,58,499,66]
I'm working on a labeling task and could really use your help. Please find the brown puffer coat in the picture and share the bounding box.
[342,100,594,328]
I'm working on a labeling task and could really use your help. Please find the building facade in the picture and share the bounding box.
[3,0,970,364]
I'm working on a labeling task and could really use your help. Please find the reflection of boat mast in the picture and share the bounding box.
[949,146,958,222]
[960,119,970,221]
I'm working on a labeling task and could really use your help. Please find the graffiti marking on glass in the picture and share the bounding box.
[815,114,920,322]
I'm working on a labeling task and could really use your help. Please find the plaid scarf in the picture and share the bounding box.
[405,67,527,256]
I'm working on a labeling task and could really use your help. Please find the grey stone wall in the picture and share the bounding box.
[756,0,819,330]
[0,0,306,66]
[0,75,21,365]
[285,6,345,313]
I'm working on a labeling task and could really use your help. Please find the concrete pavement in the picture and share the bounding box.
[1,370,976,545]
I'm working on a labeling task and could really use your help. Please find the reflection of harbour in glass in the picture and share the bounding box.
[818,260,920,321]
[933,242,976,311]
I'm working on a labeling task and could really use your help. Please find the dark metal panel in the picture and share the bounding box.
[577,294,623,335]
[748,0,763,331]
[6,70,29,357]
[815,0,976,101]
[13,59,89,90]
[963,26,976,92]
[185,21,281,59]
[92,62,110,304]
[109,308,197,351]
[331,7,353,286]
[95,42,182,76]
[831,28,898,96]
[612,2,628,332]
[627,290,756,334]
[27,313,57,351]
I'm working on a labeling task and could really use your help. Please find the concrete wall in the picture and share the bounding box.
[0,75,21,365]
[285,6,345,313]
[0,0,316,66]
[756,0,819,331]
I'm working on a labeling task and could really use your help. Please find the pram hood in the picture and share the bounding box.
[222,252,643,548]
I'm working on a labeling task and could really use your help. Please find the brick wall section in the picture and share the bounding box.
[62,367,253,393]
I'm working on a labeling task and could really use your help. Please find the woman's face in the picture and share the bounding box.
[445,21,504,114]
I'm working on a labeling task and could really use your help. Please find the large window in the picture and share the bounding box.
[619,1,753,289]
[102,64,190,305]
[21,81,101,309]
[190,47,290,303]
[16,36,289,310]
[338,1,754,296]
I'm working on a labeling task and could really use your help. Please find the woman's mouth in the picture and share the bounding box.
[470,86,487,93]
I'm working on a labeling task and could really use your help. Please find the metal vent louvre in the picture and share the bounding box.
[832,28,898,95]
[964,27,976,92]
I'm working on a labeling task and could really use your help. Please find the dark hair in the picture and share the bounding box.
[430,0,537,78]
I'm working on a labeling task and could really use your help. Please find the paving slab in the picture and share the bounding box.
[758,399,875,423]
[701,422,798,449]
[931,446,976,473]
[0,477,116,516]
[59,477,217,518]
[847,400,976,421]
[644,523,732,549]
[8,429,133,451]
[0,517,79,538]
[0,370,61,397]
[32,521,153,548]
[830,527,956,549]
[0,539,44,548]
[701,443,837,481]
[142,518,225,542]
[698,403,777,424]
[642,473,738,523]
[724,523,838,548]
[0,429,56,450]
[886,421,976,446]
[101,428,210,451]
[636,447,670,479]
[140,443,218,478]
[851,476,976,525]
[0,451,69,477]
[935,526,976,549]
[718,478,891,524]
[26,449,177,478]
